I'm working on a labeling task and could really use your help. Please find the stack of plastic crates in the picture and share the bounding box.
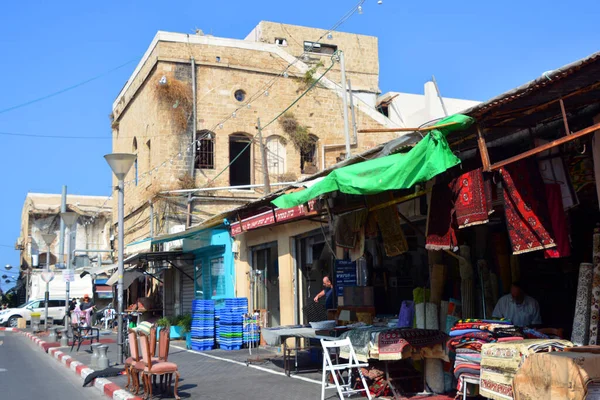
[190,299,215,351]
[219,298,247,350]
[243,312,260,346]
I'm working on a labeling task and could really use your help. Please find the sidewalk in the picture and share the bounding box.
[62,334,326,399]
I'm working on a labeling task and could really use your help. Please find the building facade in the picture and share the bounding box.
[15,193,113,304]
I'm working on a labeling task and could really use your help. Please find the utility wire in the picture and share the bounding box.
[0,59,137,115]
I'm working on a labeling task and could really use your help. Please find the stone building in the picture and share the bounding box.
[111,21,398,249]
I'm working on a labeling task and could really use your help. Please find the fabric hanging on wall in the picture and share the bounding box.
[590,230,600,345]
[349,226,365,262]
[500,161,556,255]
[425,358,445,394]
[544,183,571,259]
[461,279,475,320]
[571,262,593,346]
[416,302,439,330]
[536,138,578,210]
[367,193,409,257]
[492,233,512,295]
[334,209,367,249]
[426,183,457,251]
[453,168,493,229]
[430,264,446,305]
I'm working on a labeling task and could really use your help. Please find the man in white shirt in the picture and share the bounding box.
[492,281,542,327]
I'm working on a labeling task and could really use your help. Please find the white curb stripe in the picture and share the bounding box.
[62,355,72,365]
[81,367,94,380]
[70,361,82,372]
[94,377,110,392]
[113,389,136,400]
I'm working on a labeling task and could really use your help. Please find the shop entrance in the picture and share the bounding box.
[229,133,252,186]
[251,242,280,327]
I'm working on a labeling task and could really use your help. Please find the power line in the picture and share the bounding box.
[0,131,111,140]
[0,59,138,115]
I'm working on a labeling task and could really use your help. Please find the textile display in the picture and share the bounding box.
[370,195,409,257]
[334,209,367,249]
[398,300,415,328]
[479,339,574,400]
[499,161,556,255]
[413,287,431,304]
[425,182,457,251]
[453,168,493,229]
[590,230,600,345]
[514,351,600,400]
[430,264,446,305]
[571,262,593,346]
[339,326,447,362]
[544,183,571,259]
[425,358,445,394]
[536,138,577,210]
[349,225,365,262]
[416,302,439,330]
[272,114,474,209]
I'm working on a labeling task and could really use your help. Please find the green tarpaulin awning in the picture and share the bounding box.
[271,114,474,209]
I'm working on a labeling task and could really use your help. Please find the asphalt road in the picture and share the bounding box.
[0,331,105,399]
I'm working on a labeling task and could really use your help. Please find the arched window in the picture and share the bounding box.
[195,130,215,169]
[300,135,319,174]
[266,136,287,176]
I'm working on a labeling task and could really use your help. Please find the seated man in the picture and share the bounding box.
[493,281,541,327]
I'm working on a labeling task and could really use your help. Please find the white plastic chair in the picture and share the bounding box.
[320,338,372,400]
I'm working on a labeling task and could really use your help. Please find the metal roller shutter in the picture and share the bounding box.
[180,262,195,315]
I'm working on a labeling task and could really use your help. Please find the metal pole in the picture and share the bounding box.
[44,245,50,331]
[257,118,271,193]
[66,229,72,335]
[190,57,197,177]
[117,179,125,365]
[59,186,67,325]
[339,51,351,159]
[347,79,358,144]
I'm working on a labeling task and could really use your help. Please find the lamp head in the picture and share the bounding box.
[41,233,57,246]
[60,211,78,227]
[104,153,137,181]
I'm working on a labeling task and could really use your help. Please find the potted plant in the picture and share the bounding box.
[169,315,184,339]
[156,317,170,339]
[178,314,192,349]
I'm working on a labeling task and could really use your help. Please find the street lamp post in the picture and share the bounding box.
[41,233,57,331]
[104,153,136,364]
[60,211,78,346]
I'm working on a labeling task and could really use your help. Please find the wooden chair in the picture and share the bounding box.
[125,329,141,393]
[137,330,180,400]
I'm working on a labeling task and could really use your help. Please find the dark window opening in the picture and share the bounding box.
[195,131,215,169]
[304,41,337,55]
[234,90,246,102]
[229,134,252,186]
[275,38,287,46]
[301,136,318,174]
[378,104,389,117]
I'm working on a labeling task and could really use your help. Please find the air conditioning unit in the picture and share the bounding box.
[164,225,185,251]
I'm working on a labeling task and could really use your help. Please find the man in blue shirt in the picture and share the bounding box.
[314,275,335,309]
[492,281,542,327]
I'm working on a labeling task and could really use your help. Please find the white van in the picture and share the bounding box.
[0,298,67,327]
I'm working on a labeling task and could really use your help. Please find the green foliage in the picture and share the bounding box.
[157,317,170,328]
[301,61,324,89]
[177,314,192,333]
[278,113,314,152]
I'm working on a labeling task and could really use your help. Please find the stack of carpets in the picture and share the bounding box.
[479,339,574,400]
[447,319,523,396]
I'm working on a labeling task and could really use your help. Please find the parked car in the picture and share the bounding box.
[0,298,67,327]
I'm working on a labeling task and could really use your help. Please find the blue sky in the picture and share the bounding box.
[0,0,598,292]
